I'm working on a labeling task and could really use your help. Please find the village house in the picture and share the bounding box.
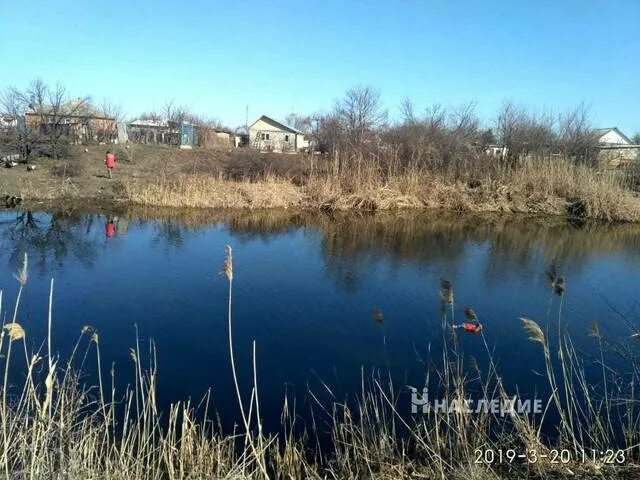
[595,127,632,145]
[24,113,116,144]
[595,127,640,167]
[248,115,307,153]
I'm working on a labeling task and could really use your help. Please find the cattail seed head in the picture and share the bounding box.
[4,322,25,341]
[464,307,478,323]
[222,245,233,281]
[520,317,545,345]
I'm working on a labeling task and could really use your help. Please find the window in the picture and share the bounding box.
[261,133,265,140]
[285,134,289,142]
[266,133,270,140]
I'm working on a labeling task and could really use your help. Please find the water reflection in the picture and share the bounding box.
[0,206,638,435]
[2,207,640,287]
[0,210,100,272]
[105,216,117,238]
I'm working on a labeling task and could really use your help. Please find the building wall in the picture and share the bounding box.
[599,130,630,145]
[24,114,116,143]
[249,125,298,152]
[598,146,640,168]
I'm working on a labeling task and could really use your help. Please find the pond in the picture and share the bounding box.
[1,208,639,435]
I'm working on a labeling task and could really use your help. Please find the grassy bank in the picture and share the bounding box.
[2,144,640,222]
[124,157,640,222]
[1,251,639,479]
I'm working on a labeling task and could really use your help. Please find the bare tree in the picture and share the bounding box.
[284,113,312,133]
[631,132,640,145]
[399,97,417,125]
[495,101,556,160]
[308,113,342,154]
[557,103,597,164]
[42,82,90,158]
[162,99,190,124]
[100,99,124,122]
[1,79,90,160]
[335,86,387,150]
[137,111,163,122]
[0,86,34,160]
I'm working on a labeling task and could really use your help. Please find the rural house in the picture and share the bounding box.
[595,127,632,145]
[24,113,116,144]
[595,127,640,168]
[249,115,307,152]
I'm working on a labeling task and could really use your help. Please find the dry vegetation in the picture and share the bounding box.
[2,83,639,221]
[1,251,640,479]
[121,155,640,222]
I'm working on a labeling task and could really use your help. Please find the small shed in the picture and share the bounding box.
[180,122,196,148]
[197,126,234,150]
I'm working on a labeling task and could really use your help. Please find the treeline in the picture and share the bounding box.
[1,79,638,170]
[286,86,617,173]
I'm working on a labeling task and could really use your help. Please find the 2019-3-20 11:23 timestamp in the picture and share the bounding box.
[474,448,626,465]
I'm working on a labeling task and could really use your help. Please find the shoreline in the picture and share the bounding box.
[12,178,640,225]
[2,145,639,223]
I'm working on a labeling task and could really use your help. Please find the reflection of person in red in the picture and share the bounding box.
[105,219,116,238]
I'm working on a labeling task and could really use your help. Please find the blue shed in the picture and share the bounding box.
[180,122,196,147]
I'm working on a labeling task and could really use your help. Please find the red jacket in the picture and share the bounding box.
[105,153,116,168]
[106,222,116,238]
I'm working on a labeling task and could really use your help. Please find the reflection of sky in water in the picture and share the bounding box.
[0,210,639,433]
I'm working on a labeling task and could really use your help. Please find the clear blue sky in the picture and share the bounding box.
[1,0,638,134]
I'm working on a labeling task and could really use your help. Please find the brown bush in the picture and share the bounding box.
[51,160,85,178]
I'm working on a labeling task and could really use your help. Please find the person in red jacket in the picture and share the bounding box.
[105,150,116,178]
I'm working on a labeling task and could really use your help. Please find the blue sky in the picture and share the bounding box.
[1,0,638,133]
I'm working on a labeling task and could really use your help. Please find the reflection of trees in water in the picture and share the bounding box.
[0,211,100,272]
[4,206,639,291]
[119,207,640,292]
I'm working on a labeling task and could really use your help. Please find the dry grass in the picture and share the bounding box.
[122,156,640,222]
[124,173,304,209]
[3,144,639,222]
[1,251,639,479]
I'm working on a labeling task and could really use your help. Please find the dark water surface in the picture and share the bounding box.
[1,208,639,433]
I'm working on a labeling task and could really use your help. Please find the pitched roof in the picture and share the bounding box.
[249,115,303,134]
[594,127,632,144]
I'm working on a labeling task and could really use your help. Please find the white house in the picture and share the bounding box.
[0,115,18,129]
[595,127,639,167]
[594,127,632,145]
[249,115,307,153]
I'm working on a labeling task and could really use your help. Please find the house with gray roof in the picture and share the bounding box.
[249,115,308,153]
